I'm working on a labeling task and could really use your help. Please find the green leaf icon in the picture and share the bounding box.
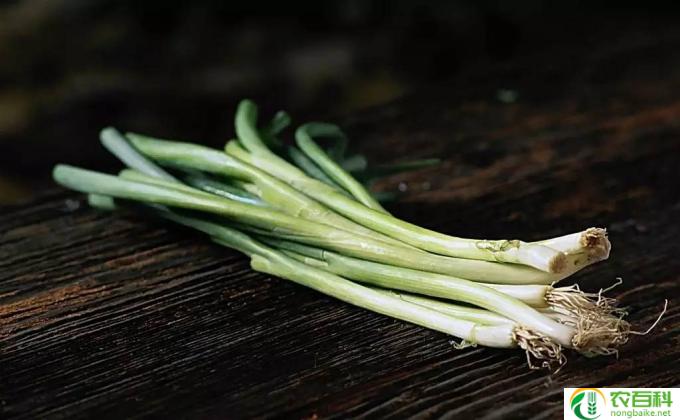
[571,392,585,410]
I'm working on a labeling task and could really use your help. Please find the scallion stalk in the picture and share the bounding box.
[100,127,179,182]
[358,289,515,326]
[287,144,346,190]
[183,172,265,206]
[230,102,568,273]
[160,210,519,349]
[534,228,611,263]
[126,133,416,250]
[269,238,626,328]
[54,164,575,284]
[167,212,570,367]
[295,122,388,213]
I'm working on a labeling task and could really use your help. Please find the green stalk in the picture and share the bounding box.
[268,243,575,347]
[101,128,254,206]
[228,119,566,273]
[252,254,516,348]
[100,127,178,182]
[100,131,263,207]
[259,110,291,149]
[53,165,569,284]
[275,241,552,307]
[248,222,571,284]
[374,289,514,326]
[86,192,581,328]
[84,194,522,330]
[126,133,415,250]
[337,154,367,173]
[183,172,265,206]
[155,210,573,347]
[119,169,208,195]
[234,100,311,180]
[295,123,387,213]
[287,145,345,190]
[87,193,116,210]
[157,211,517,348]
[483,283,550,308]
[89,192,617,358]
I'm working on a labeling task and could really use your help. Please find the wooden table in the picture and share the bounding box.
[2,35,680,419]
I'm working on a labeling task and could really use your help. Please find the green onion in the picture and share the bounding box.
[270,240,626,335]
[100,127,178,182]
[52,166,589,355]
[295,122,388,213]
[163,210,572,366]
[183,172,265,206]
[52,99,641,369]
[266,242,587,348]
[252,254,517,349]
[53,164,574,284]
[273,240,551,307]
[375,289,515,326]
[230,101,569,273]
[126,133,415,249]
[162,210,519,349]
[287,144,345,190]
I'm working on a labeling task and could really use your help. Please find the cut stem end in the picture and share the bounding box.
[580,228,612,261]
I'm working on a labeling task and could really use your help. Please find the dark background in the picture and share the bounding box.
[2,3,680,418]
[1,1,679,204]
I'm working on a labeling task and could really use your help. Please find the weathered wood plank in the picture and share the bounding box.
[2,38,680,419]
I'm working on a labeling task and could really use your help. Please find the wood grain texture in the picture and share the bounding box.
[2,32,680,419]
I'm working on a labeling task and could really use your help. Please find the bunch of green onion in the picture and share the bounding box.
[53,99,633,369]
